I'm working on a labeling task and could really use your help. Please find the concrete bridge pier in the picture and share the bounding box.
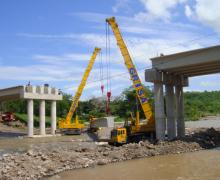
[165,84,176,139]
[175,82,185,137]
[148,70,166,140]
[145,45,220,140]
[51,100,56,135]
[39,100,46,136]
[27,99,34,137]
[145,69,188,140]
[154,82,166,140]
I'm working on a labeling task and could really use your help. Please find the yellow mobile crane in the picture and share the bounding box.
[58,47,101,135]
[106,17,155,144]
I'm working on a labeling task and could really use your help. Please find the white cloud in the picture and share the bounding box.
[136,0,187,21]
[0,65,84,82]
[186,0,220,32]
[33,53,92,65]
[184,87,203,92]
[185,5,193,18]
[200,81,220,87]
[17,33,78,39]
[112,0,131,13]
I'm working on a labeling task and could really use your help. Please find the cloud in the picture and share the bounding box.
[0,65,85,82]
[112,0,131,13]
[17,33,78,39]
[186,0,220,32]
[136,0,187,22]
[33,53,92,65]
[200,81,220,87]
[185,5,193,18]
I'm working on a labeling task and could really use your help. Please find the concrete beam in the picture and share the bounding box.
[151,45,220,70]
[145,69,163,83]
[145,69,188,87]
[174,75,189,87]
[0,85,62,102]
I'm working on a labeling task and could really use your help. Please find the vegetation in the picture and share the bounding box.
[184,91,220,121]
[15,113,52,127]
[2,87,220,123]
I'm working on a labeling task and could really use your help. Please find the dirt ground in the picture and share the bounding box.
[1,121,220,180]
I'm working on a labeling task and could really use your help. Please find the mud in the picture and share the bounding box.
[0,128,220,180]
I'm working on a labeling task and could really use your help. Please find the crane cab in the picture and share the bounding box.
[109,128,127,145]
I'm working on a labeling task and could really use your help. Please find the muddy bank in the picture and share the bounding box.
[1,128,220,180]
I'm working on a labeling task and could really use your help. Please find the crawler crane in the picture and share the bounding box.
[106,17,155,144]
[58,47,101,135]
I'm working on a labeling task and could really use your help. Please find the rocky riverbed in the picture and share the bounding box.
[0,128,220,180]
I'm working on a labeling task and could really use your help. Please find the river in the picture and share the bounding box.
[49,148,220,180]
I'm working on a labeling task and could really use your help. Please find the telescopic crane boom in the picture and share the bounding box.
[106,17,155,143]
[58,47,101,134]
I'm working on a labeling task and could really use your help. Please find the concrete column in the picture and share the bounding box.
[154,83,166,140]
[165,84,176,139]
[175,85,185,137]
[27,99,34,137]
[51,100,56,135]
[39,100,46,136]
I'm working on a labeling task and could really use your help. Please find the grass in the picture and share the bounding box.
[114,116,124,122]
[15,113,53,127]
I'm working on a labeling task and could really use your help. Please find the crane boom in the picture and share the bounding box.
[66,47,101,124]
[106,17,154,127]
[58,47,101,134]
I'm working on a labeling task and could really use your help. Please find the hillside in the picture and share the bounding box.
[184,91,220,121]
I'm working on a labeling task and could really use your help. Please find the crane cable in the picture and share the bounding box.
[99,50,104,94]
[108,23,112,92]
[105,22,112,115]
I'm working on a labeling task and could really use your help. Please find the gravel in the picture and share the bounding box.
[1,128,220,180]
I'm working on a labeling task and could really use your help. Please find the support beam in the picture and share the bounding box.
[51,100,56,135]
[154,83,166,140]
[27,99,34,137]
[165,84,176,139]
[39,100,46,136]
[175,85,185,137]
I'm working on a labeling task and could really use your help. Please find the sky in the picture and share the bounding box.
[0,0,220,100]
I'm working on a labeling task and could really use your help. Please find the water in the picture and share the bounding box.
[52,149,220,180]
